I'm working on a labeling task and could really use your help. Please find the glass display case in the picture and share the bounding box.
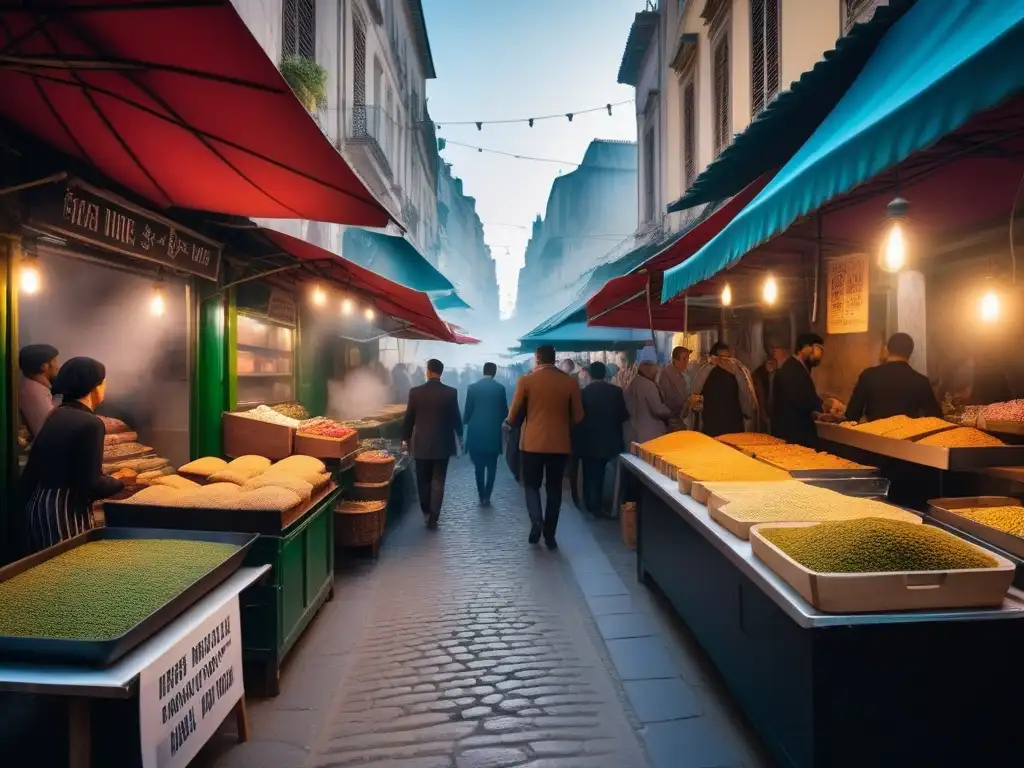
[236,312,295,406]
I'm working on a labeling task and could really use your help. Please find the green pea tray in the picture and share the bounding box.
[0,527,257,666]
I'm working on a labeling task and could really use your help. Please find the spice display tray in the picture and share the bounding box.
[749,522,1014,613]
[927,497,1024,561]
[816,422,1024,470]
[104,483,338,536]
[0,527,257,666]
[293,432,358,460]
[223,411,294,460]
[746,453,879,479]
[708,499,921,541]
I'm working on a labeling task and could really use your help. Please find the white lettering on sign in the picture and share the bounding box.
[140,598,243,768]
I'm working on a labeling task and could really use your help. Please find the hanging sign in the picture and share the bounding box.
[28,181,222,280]
[267,290,298,326]
[826,253,869,334]
[138,597,243,768]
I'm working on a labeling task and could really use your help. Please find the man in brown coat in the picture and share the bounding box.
[508,345,584,549]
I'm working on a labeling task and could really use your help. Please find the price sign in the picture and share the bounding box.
[826,253,869,334]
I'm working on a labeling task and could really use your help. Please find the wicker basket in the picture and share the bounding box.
[620,502,637,550]
[354,451,396,483]
[348,481,392,502]
[335,500,386,547]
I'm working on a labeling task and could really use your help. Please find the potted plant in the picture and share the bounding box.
[280,54,328,112]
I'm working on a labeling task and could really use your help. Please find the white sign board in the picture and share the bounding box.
[826,253,870,335]
[139,597,243,768]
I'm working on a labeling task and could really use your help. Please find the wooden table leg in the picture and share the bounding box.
[234,697,249,743]
[68,697,90,768]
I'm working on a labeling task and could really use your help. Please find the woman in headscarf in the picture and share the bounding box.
[20,357,124,553]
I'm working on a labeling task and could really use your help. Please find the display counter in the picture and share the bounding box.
[0,565,269,768]
[622,453,1024,768]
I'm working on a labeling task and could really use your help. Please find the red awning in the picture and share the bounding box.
[452,333,481,345]
[586,174,772,330]
[260,228,455,342]
[0,0,390,226]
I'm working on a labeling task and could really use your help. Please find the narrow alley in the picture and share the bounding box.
[195,458,769,768]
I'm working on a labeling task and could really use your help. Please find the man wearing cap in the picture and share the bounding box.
[18,344,59,439]
[659,345,692,432]
[625,346,672,444]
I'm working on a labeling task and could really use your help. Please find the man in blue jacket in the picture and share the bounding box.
[464,362,509,505]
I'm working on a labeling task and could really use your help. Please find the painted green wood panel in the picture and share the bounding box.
[191,280,231,459]
[0,238,15,563]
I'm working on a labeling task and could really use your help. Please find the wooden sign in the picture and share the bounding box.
[826,253,869,334]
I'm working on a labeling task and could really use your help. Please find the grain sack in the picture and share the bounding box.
[243,473,314,501]
[104,456,170,475]
[178,456,229,477]
[263,467,330,489]
[175,483,242,508]
[150,474,201,491]
[121,486,186,505]
[208,468,263,485]
[98,416,130,434]
[271,455,326,475]
[235,487,302,512]
[227,455,272,473]
[136,466,176,484]
[104,431,139,447]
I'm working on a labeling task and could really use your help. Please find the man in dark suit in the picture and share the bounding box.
[576,361,629,517]
[464,362,509,505]
[402,358,463,529]
[845,333,941,422]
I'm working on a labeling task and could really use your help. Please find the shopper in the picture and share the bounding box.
[463,362,508,506]
[845,333,941,422]
[508,344,584,549]
[771,334,837,447]
[391,363,411,405]
[691,342,753,437]
[402,359,463,530]
[625,346,671,444]
[658,345,692,432]
[576,361,629,517]
[20,357,125,554]
[18,343,60,439]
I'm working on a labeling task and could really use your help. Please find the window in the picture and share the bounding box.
[682,74,697,189]
[282,0,315,59]
[643,126,656,223]
[711,13,730,156]
[750,0,780,117]
[842,0,887,34]
[352,12,367,107]
[411,88,420,122]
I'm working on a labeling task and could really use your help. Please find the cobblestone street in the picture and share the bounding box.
[196,457,770,768]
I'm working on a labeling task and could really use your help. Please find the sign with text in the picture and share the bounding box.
[826,253,869,335]
[29,181,222,280]
[139,597,243,768]
[267,289,298,326]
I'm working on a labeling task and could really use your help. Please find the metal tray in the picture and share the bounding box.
[816,423,1024,470]
[0,527,257,667]
[104,483,340,536]
[927,497,1024,561]
[751,454,880,479]
[801,475,891,498]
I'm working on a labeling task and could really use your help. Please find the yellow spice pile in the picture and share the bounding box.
[641,431,790,483]
[721,483,919,525]
[955,506,1024,537]
[748,444,873,471]
[918,427,1004,448]
[716,433,787,447]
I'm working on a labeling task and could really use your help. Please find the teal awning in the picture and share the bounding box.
[342,227,454,293]
[433,291,472,310]
[516,310,650,353]
[664,0,1024,302]
[666,1,912,213]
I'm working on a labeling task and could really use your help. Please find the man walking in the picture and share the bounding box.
[403,359,462,530]
[576,361,629,517]
[658,345,691,432]
[464,362,508,505]
[508,345,584,549]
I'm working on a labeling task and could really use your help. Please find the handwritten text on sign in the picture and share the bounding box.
[826,253,869,335]
[139,597,243,768]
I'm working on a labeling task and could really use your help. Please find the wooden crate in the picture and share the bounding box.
[293,432,358,460]
[750,522,1015,613]
[223,412,294,460]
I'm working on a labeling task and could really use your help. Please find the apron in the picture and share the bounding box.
[25,486,93,552]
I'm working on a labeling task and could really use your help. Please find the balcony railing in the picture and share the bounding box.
[347,104,394,181]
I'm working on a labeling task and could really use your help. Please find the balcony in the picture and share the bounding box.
[344,104,394,188]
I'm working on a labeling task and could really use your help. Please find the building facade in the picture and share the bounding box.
[619,0,888,239]
[513,140,639,334]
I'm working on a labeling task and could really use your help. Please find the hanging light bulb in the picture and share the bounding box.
[721,283,732,307]
[979,288,1001,323]
[763,275,778,305]
[880,196,910,273]
[341,298,353,315]
[364,307,375,322]
[312,284,326,306]
[150,281,166,317]
[19,257,40,295]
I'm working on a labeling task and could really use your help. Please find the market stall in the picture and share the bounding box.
[623,431,1024,768]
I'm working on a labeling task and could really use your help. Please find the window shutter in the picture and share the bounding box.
[843,0,887,34]
[644,127,656,222]
[712,29,730,155]
[764,0,780,104]
[282,0,315,59]
[751,0,765,116]
[683,78,696,189]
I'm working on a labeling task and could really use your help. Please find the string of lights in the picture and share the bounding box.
[434,99,634,129]
[440,139,581,166]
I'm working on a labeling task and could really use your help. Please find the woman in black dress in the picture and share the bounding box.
[21,357,124,553]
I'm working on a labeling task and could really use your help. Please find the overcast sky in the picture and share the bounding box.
[422,0,641,319]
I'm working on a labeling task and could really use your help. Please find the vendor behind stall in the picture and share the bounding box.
[771,334,837,447]
[20,357,125,554]
[844,333,941,422]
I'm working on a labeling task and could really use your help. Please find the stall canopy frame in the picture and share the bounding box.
[0,0,392,227]
[663,0,1024,302]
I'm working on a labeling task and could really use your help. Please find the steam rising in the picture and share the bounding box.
[327,368,390,420]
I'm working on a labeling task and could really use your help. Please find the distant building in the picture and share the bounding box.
[436,162,500,321]
[513,139,638,332]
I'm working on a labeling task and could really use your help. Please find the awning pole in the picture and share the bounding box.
[683,291,689,335]
[810,213,822,324]
[645,273,656,342]
[0,171,67,197]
